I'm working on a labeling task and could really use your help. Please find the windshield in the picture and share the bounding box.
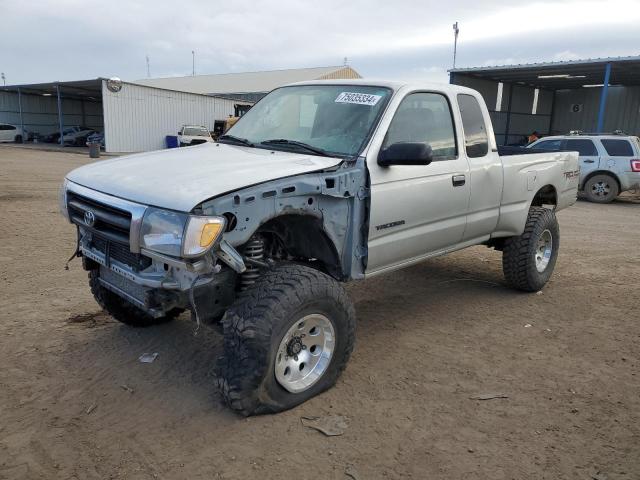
[183,127,209,137]
[225,85,392,156]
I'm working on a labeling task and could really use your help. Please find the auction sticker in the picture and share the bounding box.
[335,92,382,106]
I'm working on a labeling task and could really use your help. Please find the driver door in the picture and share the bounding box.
[366,91,470,273]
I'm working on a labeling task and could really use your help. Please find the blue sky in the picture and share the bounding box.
[1,0,639,85]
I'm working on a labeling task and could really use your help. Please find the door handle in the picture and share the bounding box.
[583,159,595,163]
[452,174,466,187]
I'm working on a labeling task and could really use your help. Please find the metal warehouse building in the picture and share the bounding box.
[136,65,362,102]
[0,78,251,153]
[450,56,640,145]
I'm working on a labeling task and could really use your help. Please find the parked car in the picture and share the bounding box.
[63,127,97,147]
[177,125,214,146]
[60,80,579,415]
[0,123,27,143]
[528,133,640,203]
[43,126,82,144]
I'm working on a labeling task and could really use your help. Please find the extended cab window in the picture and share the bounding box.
[383,92,457,160]
[457,94,489,158]
[565,139,597,156]
[601,139,634,156]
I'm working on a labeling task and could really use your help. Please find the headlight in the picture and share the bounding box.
[182,216,226,257]
[59,178,69,220]
[140,207,225,258]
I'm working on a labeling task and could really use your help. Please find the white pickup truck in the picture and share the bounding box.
[60,80,579,415]
[177,125,214,147]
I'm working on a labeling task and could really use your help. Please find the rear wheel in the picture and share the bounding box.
[502,207,559,292]
[584,174,619,203]
[89,270,181,327]
[216,264,356,416]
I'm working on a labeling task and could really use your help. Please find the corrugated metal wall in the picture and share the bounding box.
[0,91,102,135]
[102,81,251,153]
[551,86,640,135]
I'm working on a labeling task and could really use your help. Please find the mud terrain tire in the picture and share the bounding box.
[216,264,356,416]
[502,207,560,292]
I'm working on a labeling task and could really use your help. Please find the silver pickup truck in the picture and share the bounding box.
[60,80,579,415]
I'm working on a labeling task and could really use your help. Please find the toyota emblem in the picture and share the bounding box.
[84,210,96,227]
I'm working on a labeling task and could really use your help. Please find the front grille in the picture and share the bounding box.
[67,191,132,244]
[91,235,151,271]
[67,191,149,271]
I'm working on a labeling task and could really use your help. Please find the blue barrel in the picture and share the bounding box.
[165,135,179,148]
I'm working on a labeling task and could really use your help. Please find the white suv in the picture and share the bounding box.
[529,133,640,203]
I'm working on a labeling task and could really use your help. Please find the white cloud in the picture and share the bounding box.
[552,50,583,62]
[1,0,639,84]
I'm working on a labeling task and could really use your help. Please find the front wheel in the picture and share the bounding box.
[502,207,560,292]
[216,264,356,416]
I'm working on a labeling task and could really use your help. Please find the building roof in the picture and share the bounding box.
[135,65,362,95]
[450,55,640,90]
[0,79,103,100]
[0,78,251,103]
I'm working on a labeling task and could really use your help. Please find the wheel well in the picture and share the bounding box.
[531,184,557,207]
[581,170,621,191]
[256,214,343,280]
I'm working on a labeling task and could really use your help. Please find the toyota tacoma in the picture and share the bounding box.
[60,80,579,415]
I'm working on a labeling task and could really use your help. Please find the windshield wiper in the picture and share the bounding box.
[260,139,332,157]
[218,134,254,147]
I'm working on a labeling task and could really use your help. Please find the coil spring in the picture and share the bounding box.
[240,236,264,291]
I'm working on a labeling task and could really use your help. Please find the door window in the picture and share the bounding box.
[457,94,489,158]
[565,139,597,156]
[532,139,562,151]
[383,92,457,160]
[601,139,634,156]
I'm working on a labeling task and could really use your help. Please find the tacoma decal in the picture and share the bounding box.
[375,220,405,231]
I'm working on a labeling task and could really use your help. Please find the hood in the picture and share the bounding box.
[66,143,343,211]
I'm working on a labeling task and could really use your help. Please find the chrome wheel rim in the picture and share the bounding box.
[274,314,335,393]
[535,229,553,273]
[591,180,611,198]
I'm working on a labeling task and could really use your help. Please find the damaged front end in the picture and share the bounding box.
[61,155,369,323]
[62,181,237,322]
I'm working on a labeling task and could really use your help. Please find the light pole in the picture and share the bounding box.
[192,50,195,76]
[1,73,5,86]
[452,22,459,69]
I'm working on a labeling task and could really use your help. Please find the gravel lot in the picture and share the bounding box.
[1,146,639,480]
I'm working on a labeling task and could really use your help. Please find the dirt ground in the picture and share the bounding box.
[1,145,639,480]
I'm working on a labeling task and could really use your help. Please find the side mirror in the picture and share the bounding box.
[378,142,434,166]
[178,131,182,135]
